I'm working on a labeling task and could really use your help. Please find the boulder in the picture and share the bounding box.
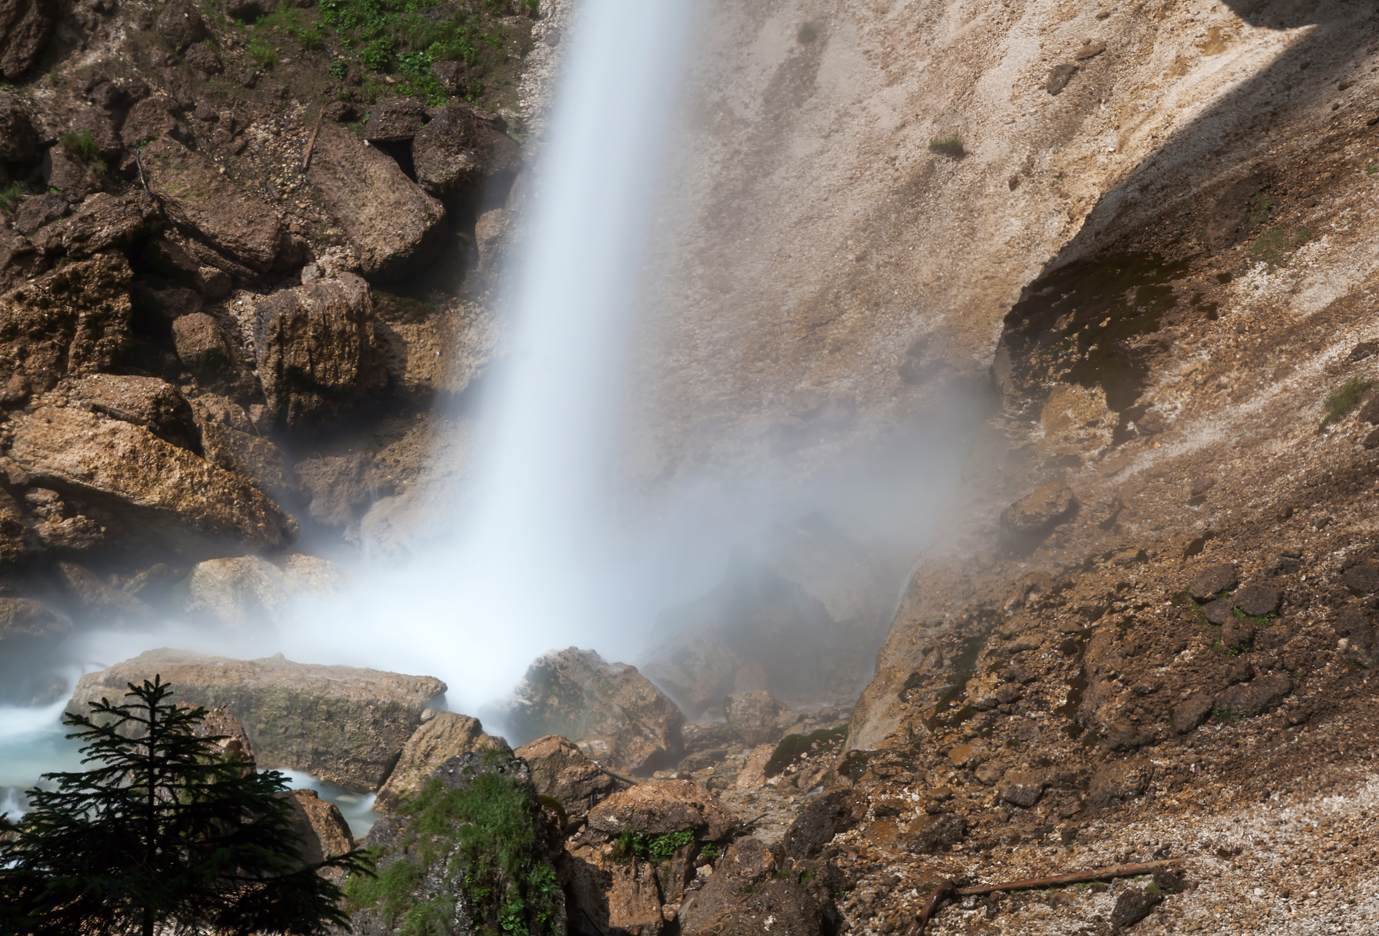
[362,97,429,143]
[69,374,200,453]
[412,102,521,208]
[0,596,68,661]
[1171,693,1213,734]
[722,690,793,748]
[7,406,299,556]
[1215,673,1292,718]
[306,123,445,281]
[0,254,133,393]
[42,147,103,204]
[223,0,275,20]
[374,712,510,814]
[14,193,67,234]
[283,790,354,881]
[782,788,861,860]
[181,553,343,629]
[142,137,282,273]
[198,419,297,505]
[513,734,617,827]
[587,779,736,841]
[999,481,1077,548]
[999,770,1046,808]
[0,0,54,81]
[171,312,240,380]
[681,721,739,755]
[0,488,37,567]
[1234,583,1280,616]
[1087,758,1153,810]
[0,92,39,162]
[495,646,685,773]
[55,561,151,622]
[69,648,447,791]
[121,96,179,148]
[253,274,384,429]
[192,702,256,771]
[1189,563,1238,601]
[156,0,206,49]
[681,837,837,936]
[62,192,163,258]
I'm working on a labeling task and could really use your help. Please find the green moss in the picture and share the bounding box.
[1320,375,1370,428]
[763,725,847,778]
[929,134,965,157]
[343,769,560,936]
[611,828,697,864]
[0,183,23,214]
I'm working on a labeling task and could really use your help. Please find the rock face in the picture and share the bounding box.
[680,837,839,936]
[283,789,354,881]
[0,597,68,669]
[180,554,343,629]
[513,734,617,827]
[68,649,446,791]
[373,712,510,815]
[7,406,298,557]
[0,92,39,162]
[999,482,1078,550]
[253,274,383,429]
[412,102,521,210]
[68,374,200,453]
[142,138,283,274]
[495,647,685,774]
[306,124,446,281]
[722,690,789,747]
[0,0,53,81]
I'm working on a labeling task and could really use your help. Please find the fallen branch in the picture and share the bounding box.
[907,858,1188,936]
[301,107,323,172]
[596,765,640,787]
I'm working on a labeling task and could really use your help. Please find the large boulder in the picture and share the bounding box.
[68,649,447,791]
[61,192,163,259]
[513,734,617,827]
[283,790,354,882]
[0,596,68,662]
[0,0,54,81]
[141,137,282,273]
[197,418,297,505]
[155,0,206,49]
[373,713,510,814]
[180,554,343,629]
[722,690,790,747]
[253,274,384,429]
[587,779,737,842]
[0,254,133,396]
[7,406,299,557]
[68,374,201,453]
[362,97,428,144]
[305,123,445,281]
[412,102,521,210]
[0,92,39,162]
[171,312,241,382]
[494,647,685,774]
[0,488,37,568]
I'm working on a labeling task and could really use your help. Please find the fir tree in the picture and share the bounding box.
[0,676,371,936]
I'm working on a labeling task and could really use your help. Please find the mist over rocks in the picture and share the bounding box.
[179,553,344,629]
[68,649,446,792]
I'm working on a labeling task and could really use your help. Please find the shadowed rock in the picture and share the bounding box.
[513,734,617,828]
[375,713,510,814]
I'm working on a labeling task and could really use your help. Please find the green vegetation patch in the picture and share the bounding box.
[0,182,23,214]
[763,725,848,778]
[929,134,965,157]
[1320,375,1370,428]
[612,828,697,864]
[1249,227,1311,267]
[60,130,106,174]
[344,768,561,936]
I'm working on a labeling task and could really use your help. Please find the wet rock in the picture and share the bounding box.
[412,102,521,208]
[283,789,353,881]
[723,690,789,747]
[1087,758,1153,810]
[783,788,861,859]
[156,0,205,49]
[362,96,429,143]
[1000,770,1046,808]
[495,647,685,773]
[587,779,736,841]
[1234,584,1280,616]
[142,136,282,273]
[374,712,510,814]
[253,274,384,429]
[306,124,445,282]
[293,451,387,531]
[1221,618,1254,652]
[8,406,298,556]
[907,812,966,853]
[0,92,38,162]
[70,648,446,791]
[0,597,68,662]
[1215,673,1292,718]
[171,312,240,380]
[62,192,162,258]
[1344,565,1379,594]
[0,254,133,391]
[1189,563,1238,601]
[1110,890,1163,933]
[999,482,1077,548]
[0,0,55,81]
[181,554,342,629]
[69,374,200,453]
[513,734,617,826]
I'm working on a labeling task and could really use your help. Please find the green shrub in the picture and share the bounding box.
[1321,375,1370,428]
[0,183,23,214]
[611,828,698,864]
[329,56,349,80]
[247,37,279,68]
[60,130,106,174]
[929,134,965,157]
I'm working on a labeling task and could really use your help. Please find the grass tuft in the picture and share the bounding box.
[0,183,24,214]
[1320,375,1370,428]
[929,134,965,157]
[247,37,279,68]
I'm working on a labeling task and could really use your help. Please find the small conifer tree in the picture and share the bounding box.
[0,676,370,936]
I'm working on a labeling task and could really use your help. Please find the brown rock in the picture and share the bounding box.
[587,779,736,841]
[192,702,256,771]
[181,554,342,629]
[69,648,446,791]
[1000,770,1046,808]
[1344,565,1379,594]
[306,123,445,281]
[283,790,354,881]
[0,596,68,660]
[907,812,966,853]
[1215,673,1292,718]
[62,192,162,258]
[8,405,298,556]
[293,451,386,531]
[121,96,179,148]
[783,788,861,860]
[0,488,37,565]
[0,92,39,162]
[681,721,739,755]
[14,193,68,234]
[0,254,133,392]
[70,374,200,452]
[497,647,685,773]
[999,481,1077,547]
[183,43,222,76]
[374,712,510,814]
[156,0,205,48]
[412,102,521,209]
[1172,694,1214,734]
[0,0,55,81]
[1221,618,1254,652]
[608,859,664,936]
[198,420,296,504]
[56,561,151,622]
[734,742,775,790]
[43,147,103,203]
[722,689,788,747]
[253,274,383,429]
[1234,583,1281,616]
[142,137,282,273]
[1190,563,1238,601]
[1087,758,1153,809]
[362,96,429,143]
[171,312,240,380]
[513,734,617,826]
